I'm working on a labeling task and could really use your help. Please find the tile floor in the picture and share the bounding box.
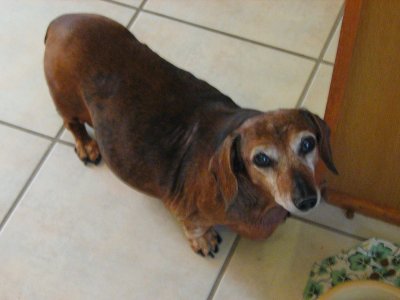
[1,0,399,299]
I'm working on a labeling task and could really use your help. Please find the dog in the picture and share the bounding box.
[44,14,337,257]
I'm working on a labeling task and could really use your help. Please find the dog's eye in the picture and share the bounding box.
[253,153,273,168]
[299,136,316,155]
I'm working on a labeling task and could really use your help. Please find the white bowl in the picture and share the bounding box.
[319,280,400,300]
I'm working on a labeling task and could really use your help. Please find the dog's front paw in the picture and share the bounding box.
[185,227,222,258]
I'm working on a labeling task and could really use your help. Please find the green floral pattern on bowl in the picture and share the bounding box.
[304,238,400,300]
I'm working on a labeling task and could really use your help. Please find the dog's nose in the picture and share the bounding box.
[294,196,317,212]
[292,171,318,212]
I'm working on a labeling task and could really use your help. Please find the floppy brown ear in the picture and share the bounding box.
[209,135,242,209]
[300,110,338,174]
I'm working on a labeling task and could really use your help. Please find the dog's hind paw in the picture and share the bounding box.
[74,139,102,165]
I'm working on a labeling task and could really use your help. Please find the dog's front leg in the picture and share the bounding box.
[182,220,222,258]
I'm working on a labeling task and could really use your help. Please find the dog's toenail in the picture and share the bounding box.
[208,252,215,258]
[214,245,219,253]
[196,250,205,257]
[93,155,102,165]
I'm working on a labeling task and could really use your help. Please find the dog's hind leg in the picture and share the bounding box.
[45,78,101,165]
[45,75,101,165]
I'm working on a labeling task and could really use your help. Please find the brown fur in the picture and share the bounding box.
[44,14,337,257]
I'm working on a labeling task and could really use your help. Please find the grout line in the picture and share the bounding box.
[0,120,74,147]
[57,139,75,147]
[292,215,366,241]
[294,61,319,108]
[0,120,57,142]
[126,0,148,29]
[140,9,318,63]
[207,235,241,300]
[0,126,64,234]
[295,4,344,108]
[98,0,139,10]
[322,60,334,66]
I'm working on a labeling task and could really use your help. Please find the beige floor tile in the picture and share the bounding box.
[0,0,135,136]
[113,0,143,7]
[132,13,314,111]
[299,200,400,244]
[213,218,359,300]
[301,63,333,117]
[60,129,75,144]
[0,144,236,299]
[324,20,342,63]
[0,125,50,221]
[144,0,343,58]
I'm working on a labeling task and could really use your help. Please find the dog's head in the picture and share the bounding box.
[210,109,337,239]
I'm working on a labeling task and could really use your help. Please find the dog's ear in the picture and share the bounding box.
[210,135,243,209]
[300,110,338,174]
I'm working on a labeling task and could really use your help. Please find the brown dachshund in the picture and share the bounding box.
[44,14,337,257]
